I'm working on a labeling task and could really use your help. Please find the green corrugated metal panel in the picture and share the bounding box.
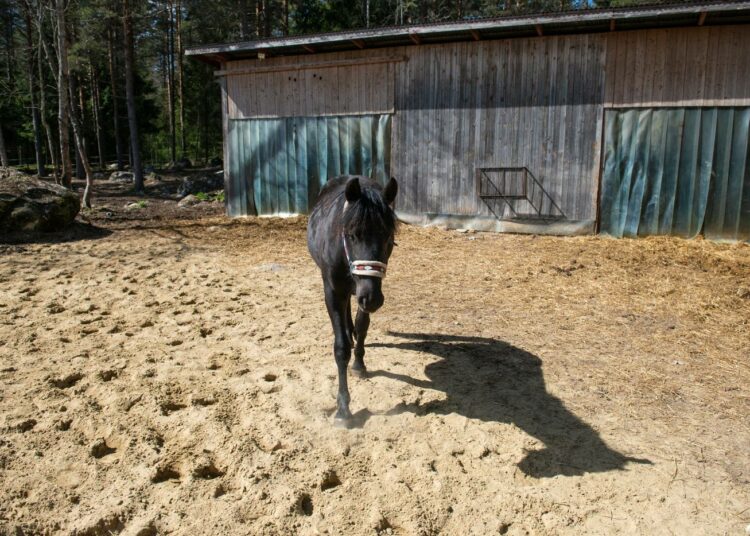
[226,114,392,216]
[600,107,750,240]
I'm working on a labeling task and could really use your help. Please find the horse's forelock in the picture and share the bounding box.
[341,187,397,238]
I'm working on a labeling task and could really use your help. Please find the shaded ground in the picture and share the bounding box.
[0,180,749,535]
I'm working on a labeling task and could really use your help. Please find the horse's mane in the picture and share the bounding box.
[341,186,398,238]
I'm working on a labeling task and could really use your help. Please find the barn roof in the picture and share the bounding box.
[186,1,750,65]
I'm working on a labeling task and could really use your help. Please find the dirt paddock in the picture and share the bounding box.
[1,193,749,535]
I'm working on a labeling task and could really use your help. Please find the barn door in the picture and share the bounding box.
[599,107,750,240]
[226,114,392,216]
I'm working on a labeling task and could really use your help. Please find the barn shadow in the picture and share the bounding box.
[367,332,650,478]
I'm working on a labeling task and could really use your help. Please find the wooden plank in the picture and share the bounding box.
[470,41,486,214]
[214,55,407,77]
[544,38,565,217]
[702,26,721,104]
[689,27,710,105]
[220,66,231,212]
[603,33,617,106]
[639,29,658,106]
[724,26,742,105]
[650,30,668,106]
[671,29,689,104]
[612,33,628,105]
[736,26,750,104]
[589,36,607,223]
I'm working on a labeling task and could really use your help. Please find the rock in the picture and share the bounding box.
[109,171,134,183]
[144,172,162,186]
[0,169,80,232]
[177,173,224,197]
[209,157,223,167]
[178,195,201,208]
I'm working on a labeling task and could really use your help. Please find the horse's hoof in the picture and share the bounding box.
[333,416,352,429]
[351,367,368,379]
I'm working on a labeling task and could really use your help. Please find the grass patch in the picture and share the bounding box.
[194,191,224,203]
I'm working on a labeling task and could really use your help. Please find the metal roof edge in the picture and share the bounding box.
[185,1,750,59]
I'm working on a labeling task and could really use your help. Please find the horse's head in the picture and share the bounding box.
[341,176,398,314]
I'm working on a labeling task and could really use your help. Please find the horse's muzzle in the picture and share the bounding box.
[357,292,384,314]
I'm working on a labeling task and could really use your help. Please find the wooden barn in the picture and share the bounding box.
[186,2,750,240]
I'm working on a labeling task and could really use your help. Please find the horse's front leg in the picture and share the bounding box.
[324,282,352,426]
[351,308,370,378]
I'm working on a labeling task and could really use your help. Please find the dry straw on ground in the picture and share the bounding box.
[1,194,748,534]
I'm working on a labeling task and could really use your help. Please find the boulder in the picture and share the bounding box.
[0,169,80,232]
[177,173,224,197]
[178,194,201,208]
[110,171,134,183]
[144,172,162,186]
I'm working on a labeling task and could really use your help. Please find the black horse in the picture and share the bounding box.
[307,175,398,427]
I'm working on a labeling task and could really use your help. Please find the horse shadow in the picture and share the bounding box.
[367,331,650,478]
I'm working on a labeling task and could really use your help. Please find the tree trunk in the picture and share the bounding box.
[107,27,124,171]
[23,9,45,176]
[239,0,249,39]
[3,8,14,86]
[55,0,72,187]
[166,0,176,164]
[60,10,93,205]
[175,0,185,157]
[68,79,94,206]
[0,124,8,167]
[37,35,59,182]
[71,74,85,179]
[122,0,144,192]
[89,63,105,170]
[282,0,288,34]
[263,0,270,38]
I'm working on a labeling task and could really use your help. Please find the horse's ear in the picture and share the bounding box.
[345,177,361,202]
[384,177,398,205]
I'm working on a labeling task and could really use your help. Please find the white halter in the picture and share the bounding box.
[342,232,387,278]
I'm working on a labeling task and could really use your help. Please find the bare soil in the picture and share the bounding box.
[1,178,749,535]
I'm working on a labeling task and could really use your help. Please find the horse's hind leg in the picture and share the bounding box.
[351,309,370,378]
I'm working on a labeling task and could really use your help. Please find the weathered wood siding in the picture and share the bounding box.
[221,24,750,227]
[604,26,750,107]
[224,34,605,223]
[391,34,605,222]
[226,54,396,118]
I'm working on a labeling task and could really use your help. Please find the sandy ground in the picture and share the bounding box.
[1,183,749,535]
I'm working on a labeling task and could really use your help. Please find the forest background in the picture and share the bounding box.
[0,0,658,200]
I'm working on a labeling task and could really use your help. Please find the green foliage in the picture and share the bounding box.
[0,0,695,170]
[194,191,224,202]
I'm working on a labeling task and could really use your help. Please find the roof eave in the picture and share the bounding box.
[185,1,750,61]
